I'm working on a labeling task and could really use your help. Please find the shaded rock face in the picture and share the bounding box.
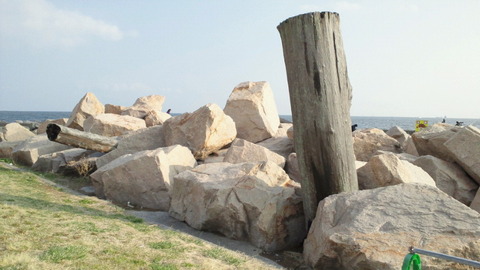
[66,92,105,131]
[357,153,435,190]
[303,183,480,270]
[32,148,89,173]
[224,81,280,143]
[411,123,460,162]
[83,113,147,137]
[96,125,166,168]
[0,123,35,142]
[12,135,72,166]
[285,153,301,183]
[0,141,21,158]
[121,95,165,119]
[353,128,401,161]
[223,138,286,168]
[444,125,480,185]
[90,145,196,210]
[413,155,478,206]
[169,161,306,251]
[472,189,480,213]
[163,103,236,160]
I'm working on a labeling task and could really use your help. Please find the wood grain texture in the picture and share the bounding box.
[278,12,358,224]
[46,123,118,153]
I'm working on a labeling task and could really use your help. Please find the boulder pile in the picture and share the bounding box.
[1,81,479,269]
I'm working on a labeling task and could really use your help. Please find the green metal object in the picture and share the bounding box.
[402,253,422,270]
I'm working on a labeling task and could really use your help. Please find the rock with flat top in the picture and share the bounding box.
[96,125,165,168]
[144,110,171,127]
[66,92,105,131]
[411,123,460,162]
[104,104,126,115]
[444,125,480,184]
[303,183,480,270]
[163,103,236,160]
[224,81,280,143]
[12,135,72,166]
[83,113,146,137]
[413,155,478,205]
[223,138,285,168]
[257,136,294,159]
[353,128,401,161]
[169,161,306,251]
[122,95,165,119]
[0,123,35,142]
[357,153,435,190]
[90,145,196,210]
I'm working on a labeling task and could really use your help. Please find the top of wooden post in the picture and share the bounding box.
[277,11,340,29]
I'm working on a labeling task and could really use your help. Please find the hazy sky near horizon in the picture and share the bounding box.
[0,0,479,118]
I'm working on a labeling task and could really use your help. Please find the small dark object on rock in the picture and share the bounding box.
[166,109,171,114]
[455,121,463,126]
[351,124,358,132]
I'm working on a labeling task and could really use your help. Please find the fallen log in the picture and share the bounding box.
[46,124,118,153]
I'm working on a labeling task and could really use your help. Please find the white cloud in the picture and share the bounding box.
[0,0,125,47]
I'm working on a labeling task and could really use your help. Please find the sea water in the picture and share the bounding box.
[1,111,479,131]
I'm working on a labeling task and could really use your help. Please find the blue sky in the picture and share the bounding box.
[0,0,479,118]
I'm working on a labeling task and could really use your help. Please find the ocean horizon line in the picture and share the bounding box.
[0,110,478,120]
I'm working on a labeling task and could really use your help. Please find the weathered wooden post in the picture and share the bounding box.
[278,12,358,225]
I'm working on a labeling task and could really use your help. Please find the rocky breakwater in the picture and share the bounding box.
[1,82,479,268]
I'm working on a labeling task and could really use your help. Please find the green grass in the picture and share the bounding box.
[0,163,276,270]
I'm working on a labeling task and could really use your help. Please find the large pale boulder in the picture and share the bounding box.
[83,113,146,137]
[411,123,459,162]
[224,81,280,143]
[413,155,478,205]
[96,125,166,168]
[357,153,435,190]
[122,95,165,119]
[353,128,401,161]
[169,161,306,251]
[444,125,480,184]
[66,92,105,131]
[37,118,68,134]
[90,145,196,210]
[386,125,409,146]
[303,183,480,270]
[163,103,236,160]
[12,135,72,166]
[223,138,285,168]
[144,110,171,127]
[0,123,35,142]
